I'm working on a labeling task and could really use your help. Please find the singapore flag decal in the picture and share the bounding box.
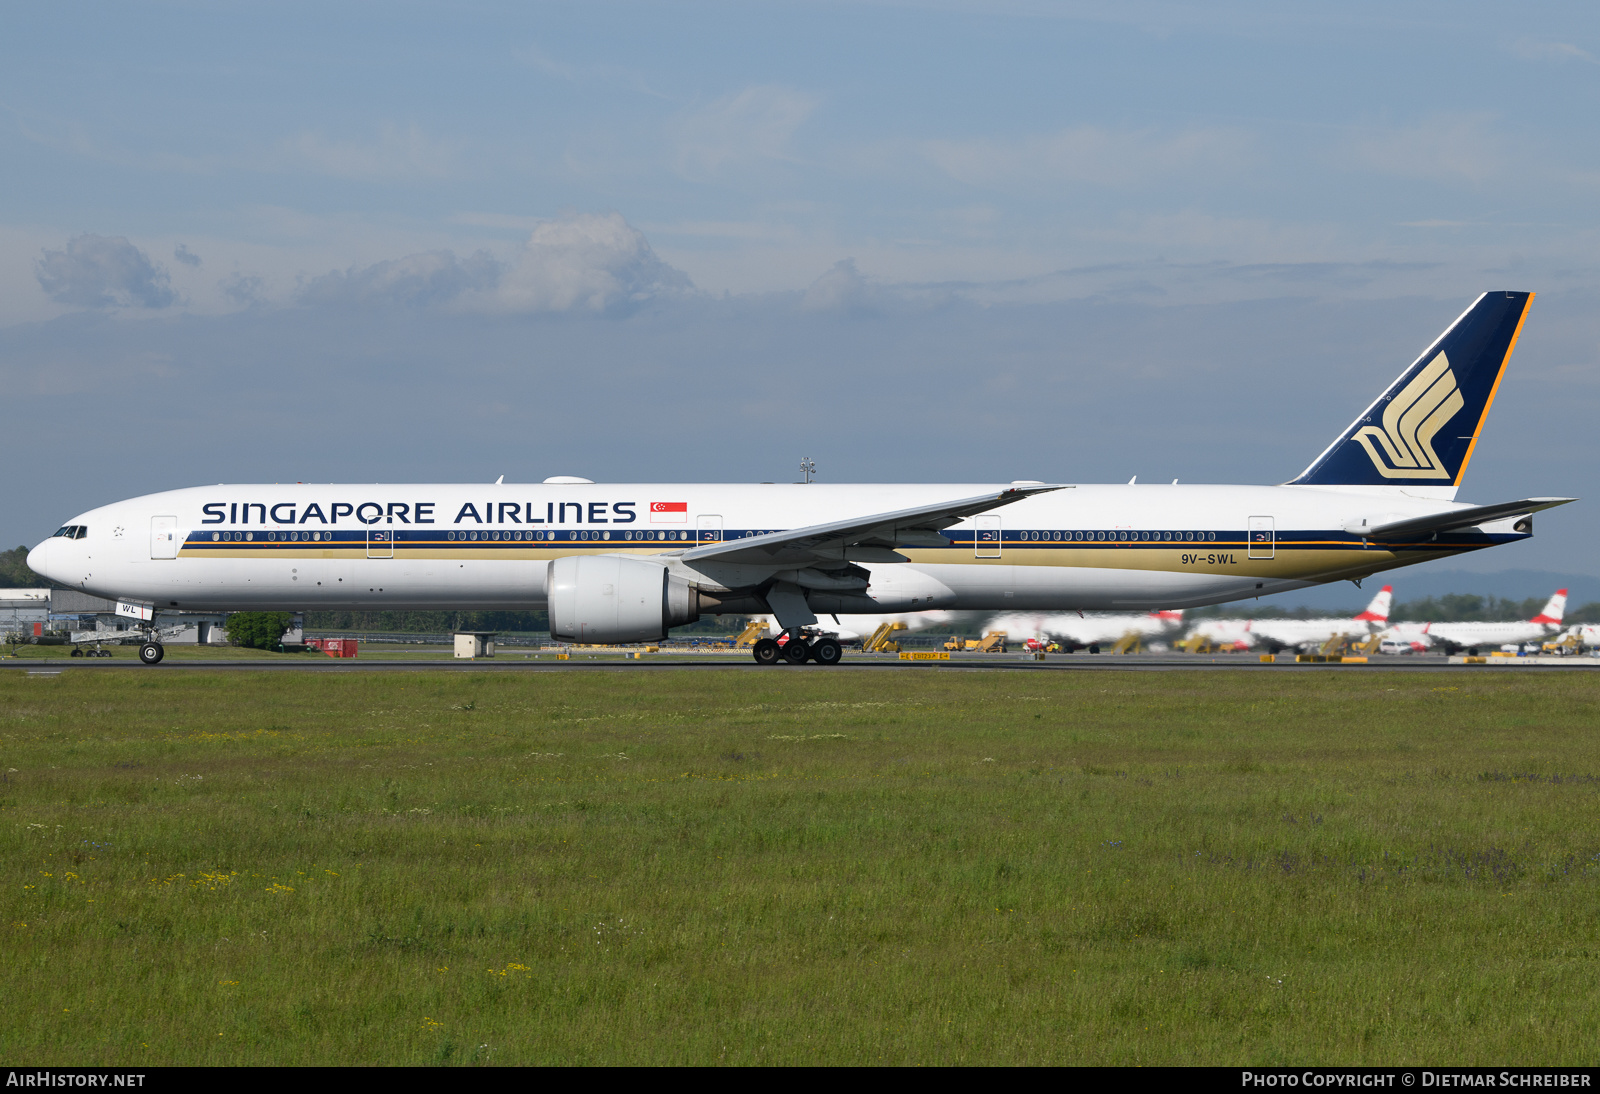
[650,501,689,524]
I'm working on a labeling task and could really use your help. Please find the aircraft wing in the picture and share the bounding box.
[1350,497,1575,540]
[679,484,1063,567]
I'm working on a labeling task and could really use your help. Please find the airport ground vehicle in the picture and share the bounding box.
[860,621,906,653]
[26,292,1573,666]
[939,633,1008,652]
[1560,624,1600,651]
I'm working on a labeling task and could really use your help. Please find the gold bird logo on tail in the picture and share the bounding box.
[1351,351,1463,479]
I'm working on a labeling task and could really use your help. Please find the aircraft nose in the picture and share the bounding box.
[26,539,54,583]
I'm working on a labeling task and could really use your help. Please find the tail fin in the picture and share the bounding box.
[1353,584,1392,623]
[1153,609,1185,624]
[1289,292,1534,495]
[1530,589,1567,625]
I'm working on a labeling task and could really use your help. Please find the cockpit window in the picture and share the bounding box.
[53,525,87,539]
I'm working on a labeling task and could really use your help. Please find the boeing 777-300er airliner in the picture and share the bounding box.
[26,290,1575,666]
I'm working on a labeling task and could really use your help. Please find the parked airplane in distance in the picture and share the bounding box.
[1380,589,1567,655]
[1185,585,1392,653]
[1561,623,1600,651]
[985,610,1186,653]
[26,291,1575,666]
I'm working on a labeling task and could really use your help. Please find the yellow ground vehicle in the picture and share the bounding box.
[733,618,769,648]
[862,621,906,653]
[941,632,1007,652]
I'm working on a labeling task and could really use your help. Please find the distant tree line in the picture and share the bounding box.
[1391,594,1566,623]
[303,610,550,633]
[228,612,295,650]
[0,546,44,587]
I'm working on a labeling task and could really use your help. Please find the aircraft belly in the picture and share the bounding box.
[909,563,1311,611]
[90,554,550,612]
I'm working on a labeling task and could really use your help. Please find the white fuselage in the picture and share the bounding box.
[26,481,1527,615]
[984,611,1183,648]
[1381,620,1560,651]
[1188,616,1384,652]
[1565,625,1600,649]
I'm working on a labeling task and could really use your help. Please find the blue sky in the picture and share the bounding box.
[4,2,1598,587]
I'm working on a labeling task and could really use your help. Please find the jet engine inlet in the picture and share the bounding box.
[547,555,701,644]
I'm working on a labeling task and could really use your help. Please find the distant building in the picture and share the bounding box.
[48,588,234,645]
[0,589,50,636]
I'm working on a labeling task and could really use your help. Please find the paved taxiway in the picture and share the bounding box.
[5,653,1597,673]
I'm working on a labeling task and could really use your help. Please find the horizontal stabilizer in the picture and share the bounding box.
[1346,497,1575,540]
[681,484,1063,568]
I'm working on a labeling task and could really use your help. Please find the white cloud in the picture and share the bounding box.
[491,211,693,313]
[921,125,1256,188]
[1511,38,1597,65]
[301,250,503,308]
[281,123,463,181]
[293,212,692,314]
[802,258,883,313]
[219,272,266,308]
[670,86,819,178]
[35,235,176,309]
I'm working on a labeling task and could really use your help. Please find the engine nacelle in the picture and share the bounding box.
[547,555,700,644]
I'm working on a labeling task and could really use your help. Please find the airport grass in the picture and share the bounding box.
[1,668,1598,1066]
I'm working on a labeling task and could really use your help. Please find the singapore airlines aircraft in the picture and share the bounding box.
[26,291,1574,666]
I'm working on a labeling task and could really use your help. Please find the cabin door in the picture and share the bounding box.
[150,516,178,559]
[1247,516,1275,560]
[697,514,723,546]
[367,528,394,559]
[975,515,1002,558]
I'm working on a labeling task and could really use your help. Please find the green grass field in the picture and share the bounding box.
[2,668,1597,1065]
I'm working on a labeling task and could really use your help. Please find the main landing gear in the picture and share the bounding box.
[751,635,843,666]
[138,642,165,665]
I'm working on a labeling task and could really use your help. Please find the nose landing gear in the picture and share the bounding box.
[138,642,165,665]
